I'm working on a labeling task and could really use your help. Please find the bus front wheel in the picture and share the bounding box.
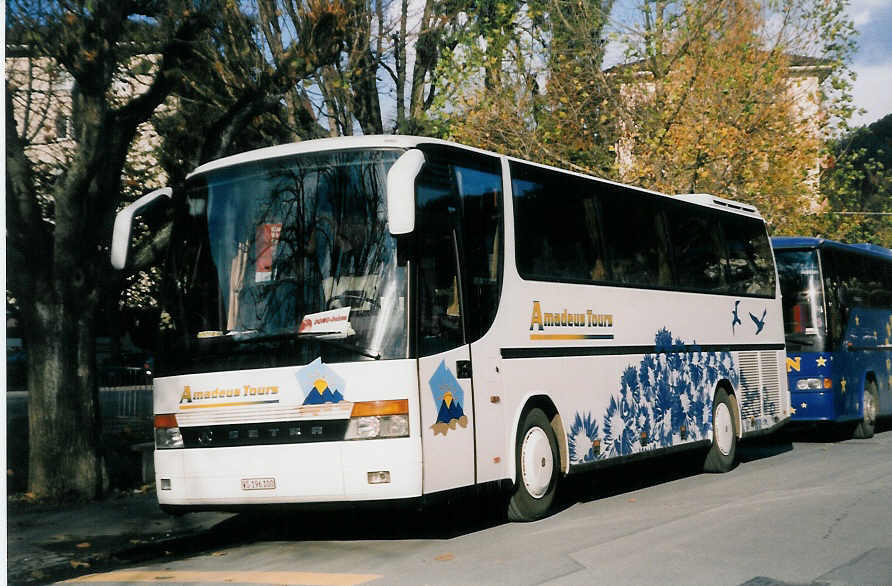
[703,389,737,473]
[853,380,878,439]
[508,408,559,522]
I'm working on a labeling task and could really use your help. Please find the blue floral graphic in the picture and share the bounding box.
[572,328,738,461]
[567,412,600,463]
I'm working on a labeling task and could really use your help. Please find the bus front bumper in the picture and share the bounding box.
[154,437,422,507]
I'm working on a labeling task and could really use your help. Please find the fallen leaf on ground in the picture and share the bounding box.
[76,542,91,548]
[435,553,455,562]
[70,560,91,569]
[628,498,637,503]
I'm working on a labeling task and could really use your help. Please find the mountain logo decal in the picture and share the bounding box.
[429,360,468,436]
[296,357,346,405]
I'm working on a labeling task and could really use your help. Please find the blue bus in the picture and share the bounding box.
[772,237,892,437]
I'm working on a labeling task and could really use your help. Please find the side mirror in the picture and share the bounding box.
[386,149,424,235]
[111,187,172,270]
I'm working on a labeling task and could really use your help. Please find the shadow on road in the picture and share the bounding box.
[736,434,795,463]
[772,416,892,444]
[116,488,511,565]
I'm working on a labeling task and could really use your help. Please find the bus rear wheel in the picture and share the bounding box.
[507,408,559,522]
[703,388,737,473]
[853,380,878,439]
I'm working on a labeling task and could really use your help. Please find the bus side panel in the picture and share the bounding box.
[469,344,507,484]
[842,307,892,419]
[488,280,787,477]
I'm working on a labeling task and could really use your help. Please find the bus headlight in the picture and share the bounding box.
[344,400,410,440]
[154,414,184,449]
[796,378,830,391]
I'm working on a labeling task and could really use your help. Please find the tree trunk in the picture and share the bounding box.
[25,293,103,500]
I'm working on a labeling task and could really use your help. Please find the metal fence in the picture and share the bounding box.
[99,386,153,419]
[98,367,153,439]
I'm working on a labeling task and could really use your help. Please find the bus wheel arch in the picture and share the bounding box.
[509,395,568,475]
[507,397,563,521]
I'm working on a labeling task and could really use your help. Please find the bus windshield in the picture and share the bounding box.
[774,249,827,351]
[163,149,407,370]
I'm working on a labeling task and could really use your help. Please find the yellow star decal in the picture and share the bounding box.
[840,379,847,393]
[790,406,796,414]
[816,356,827,367]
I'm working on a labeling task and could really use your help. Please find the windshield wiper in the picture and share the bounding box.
[225,329,381,360]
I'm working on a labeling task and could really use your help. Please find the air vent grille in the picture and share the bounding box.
[738,350,782,420]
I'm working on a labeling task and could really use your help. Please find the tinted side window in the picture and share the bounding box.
[827,249,866,309]
[417,147,504,350]
[511,162,606,283]
[723,215,775,296]
[452,157,503,341]
[600,187,673,288]
[665,204,727,292]
[827,249,892,309]
[874,259,892,308]
[416,163,464,356]
[862,255,892,307]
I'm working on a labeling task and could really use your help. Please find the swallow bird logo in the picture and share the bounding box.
[731,301,742,334]
[749,309,767,335]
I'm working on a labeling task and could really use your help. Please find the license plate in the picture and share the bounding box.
[240,477,276,490]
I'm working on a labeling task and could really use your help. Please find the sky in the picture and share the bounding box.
[848,0,892,126]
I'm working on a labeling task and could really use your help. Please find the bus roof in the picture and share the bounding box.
[771,236,892,261]
[188,135,764,219]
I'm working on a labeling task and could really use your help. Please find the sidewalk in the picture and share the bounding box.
[7,488,232,584]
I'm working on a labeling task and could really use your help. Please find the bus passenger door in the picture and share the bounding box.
[416,165,476,495]
[418,342,475,494]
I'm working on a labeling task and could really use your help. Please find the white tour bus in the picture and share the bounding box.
[111,136,789,520]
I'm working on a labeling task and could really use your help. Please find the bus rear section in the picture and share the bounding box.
[773,237,892,437]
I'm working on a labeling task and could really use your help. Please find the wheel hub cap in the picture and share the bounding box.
[715,402,733,456]
[865,392,876,424]
[521,427,553,499]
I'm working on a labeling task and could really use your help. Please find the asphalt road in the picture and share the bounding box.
[64,425,892,586]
